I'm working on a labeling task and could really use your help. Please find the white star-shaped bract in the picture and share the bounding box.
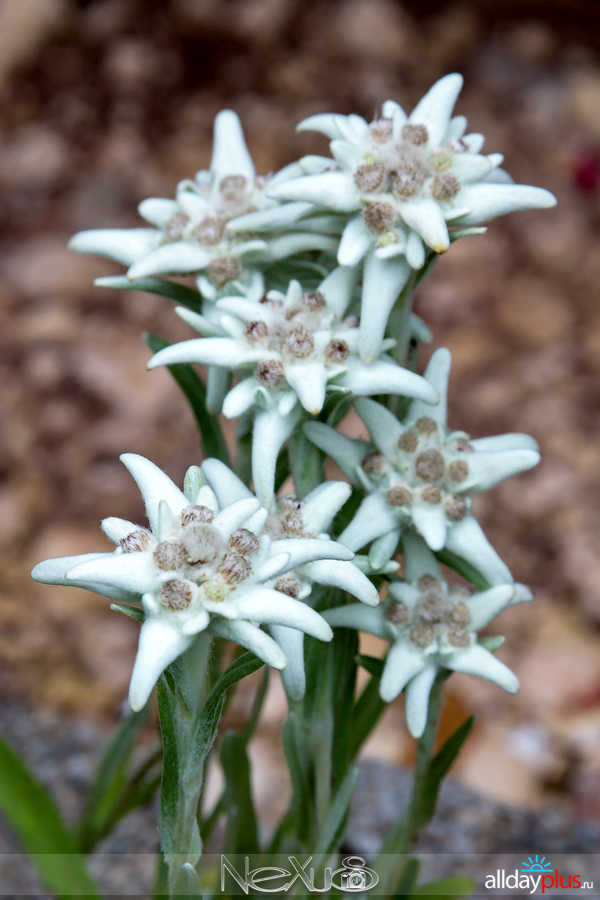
[325,531,532,737]
[306,348,540,585]
[69,110,335,300]
[264,74,556,362]
[147,268,438,505]
[30,454,376,711]
[200,458,379,699]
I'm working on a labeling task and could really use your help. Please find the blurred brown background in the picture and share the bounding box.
[2,0,600,825]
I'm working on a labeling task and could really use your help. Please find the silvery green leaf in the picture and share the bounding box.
[183,466,203,503]
[412,503,447,552]
[402,531,441,582]
[405,347,451,427]
[175,307,226,337]
[252,405,302,507]
[300,481,352,534]
[405,230,426,269]
[354,397,404,459]
[324,603,387,638]
[368,529,401,571]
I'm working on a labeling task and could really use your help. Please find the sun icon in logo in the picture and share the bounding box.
[521,856,553,873]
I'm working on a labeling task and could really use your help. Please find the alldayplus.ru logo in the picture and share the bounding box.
[485,857,593,894]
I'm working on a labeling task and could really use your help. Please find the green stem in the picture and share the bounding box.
[158,633,213,897]
[376,674,445,894]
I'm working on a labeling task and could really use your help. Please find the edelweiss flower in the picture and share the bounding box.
[325,532,531,737]
[30,454,369,711]
[306,348,540,585]
[265,73,556,361]
[69,110,335,300]
[200,458,379,698]
[147,268,438,504]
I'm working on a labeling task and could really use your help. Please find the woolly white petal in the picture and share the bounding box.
[380,642,426,703]
[210,109,255,182]
[304,559,379,606]
[456,183,556,226]
[405,230,425,269]
[206,366,232,415]
[301,481,352,534]
[402,531,441,583]
[445,515,513,586]
[128,243,212,279]
[342,360,438,405]
[254,553,290,582]
[120,453,188,533]
[318,265,360,317]
[67,552,156,595]
[200,458,253,506]
[269,625,305,699]
[268,232,339,260]
[353,398,404,459]
[324,604,387,638]
[226,202,313,233]
[444,114,467,142]
[358,252,411,363]
[148,337,258,370]
[285,362,328,415]
[100,517,144,544]
[405,664,437,737]
[129,618,194,711]
[175,307,226,337]
[232,588,333,640]
[212,497,261,538]
[211,619,287,669]
[408,73,463,147]
[460,448,540,492]
[338,216,372,267]
[406,347,451,427]
[446,644,519,693]
[138,198,179,227]
[450,153,494,182]
[513,583,534,604]
[468,585,516,631]
[339,493,399,552]
[463,133,485,153]
[368,529,401,570]
[400,198,450,254]
[296,113,346,139]
[252,406,301,507]
[271,538,353,568]
[303,422,371,485]
[469,433,539,453]
[69,228,159,266]
[382,99,408,127]
[412,503,447,552]
[32,553,139,603]
[222,378,259,418]
[267,172,359,213]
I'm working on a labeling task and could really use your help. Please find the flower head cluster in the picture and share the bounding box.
[263,74,556,361]
[148,269,438,505]
[69,110,334,300]
[307,348,540,585]
[32,453,374,710]
[325,532,532,737]
[199,458,379,698]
